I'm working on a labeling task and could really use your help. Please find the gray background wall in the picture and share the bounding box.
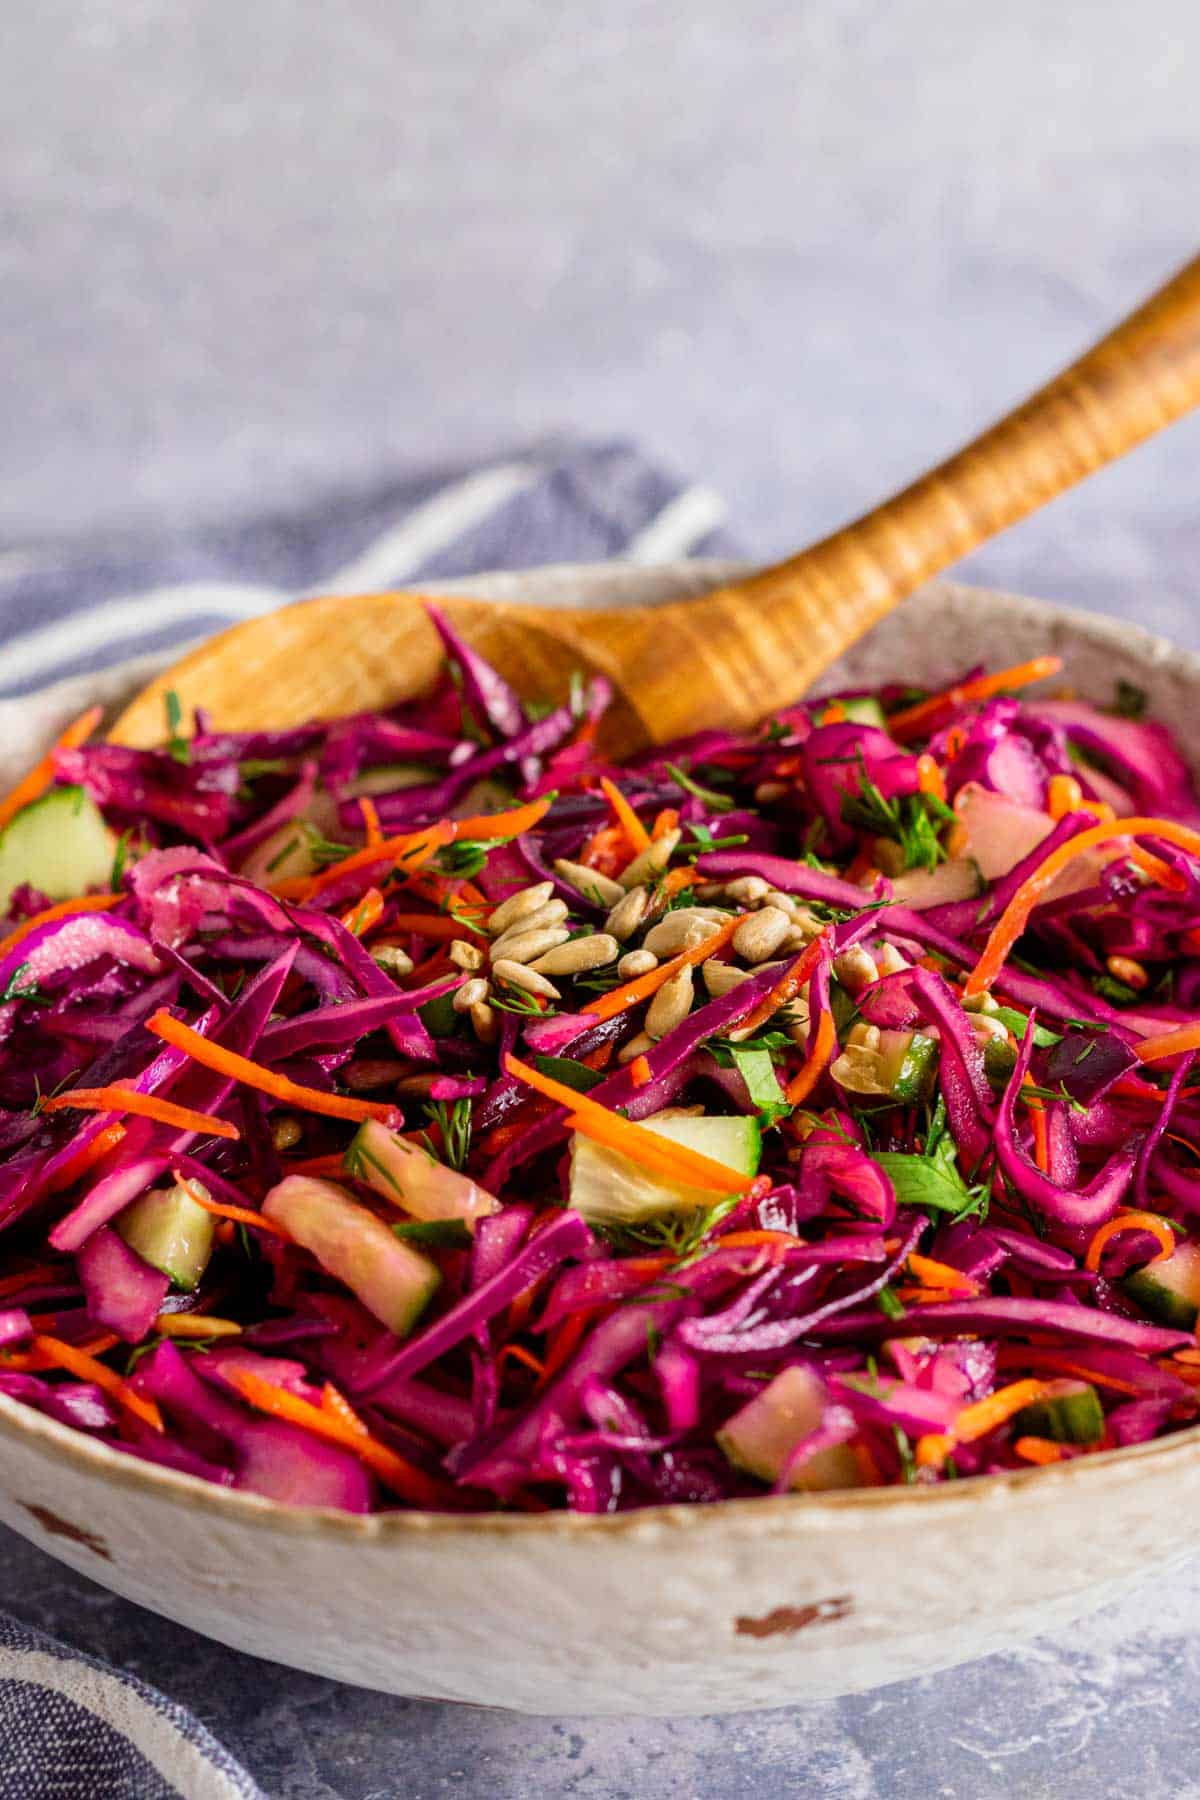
[3,5,1200,1797]
[4,1,1200,640]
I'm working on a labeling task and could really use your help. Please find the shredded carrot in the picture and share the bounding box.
[579,823,628,877]
[914,1433,952,1469]
[1021,1075,1050,1174]
[319,1381,368,1433]
[451,795,555,843]
[32,1333,163,1432]
[541,1310,589,1381]
[380,911,485,942]
[497,1343,548,1380]
[275,820,455,900]
[1013,1436,1066,1465]
[734,930,829,1039]
[956,1379,1051,1442]
[42,1085,240,1141]
[842,849,880,887]
[916,754,946,802]
[599,777,651,855]
[505,1054,751,1194]
[943,724,967,760]
[582,915,740,1021]
[358,796,383,848]
[628,1054,652,1089]
[784,1009,837,1105]
[894,1286,974,1305]
[906,1252,980,1296]
[1084,1209,1177,1272]
[45,1122,127,1193]
[147,1010,402,1124]
[887,657,1063,741]
[651,808,681,842]
[821,701,847,724]
[966,816,1200,995]
[715,1229,800,1254]
[1127,844,1187,891]
[0,892,122,963]
[170,1174,294,1241]
[659,865,699,899]
[225,1368,452,1507]
[1047,774,1084,820]
[0,704,104,832]
[1136,1023,1200,1064]
[339,886,385,937]
[154,1314,243,1339]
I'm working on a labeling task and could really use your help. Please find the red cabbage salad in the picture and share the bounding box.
[1,620,1200,1512]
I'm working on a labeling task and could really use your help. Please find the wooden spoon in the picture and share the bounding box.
[114,255,1200,755]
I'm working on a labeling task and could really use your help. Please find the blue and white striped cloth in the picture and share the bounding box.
[0,440,735,1797]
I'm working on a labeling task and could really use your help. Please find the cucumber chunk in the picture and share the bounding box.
[0,786,116,912]
[1012,1378,1104,1445]
[345,1117,499,1229]
[876,1030,939,1102]
[889,859,983,908]
[116,1181,216,1291]
[262,1175,440,1337]
[568,1109,761,1227]
[830,697,887,730]
[1122,1240,1200,1331]
[718,1366,859,1492]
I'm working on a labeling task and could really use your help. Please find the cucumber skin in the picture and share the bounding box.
[0,785,115,911]
[1122,1242,1200,1331]
[879,1031,938,1103]
[116,1184,216,1291]
[1012,1382,1105,1445]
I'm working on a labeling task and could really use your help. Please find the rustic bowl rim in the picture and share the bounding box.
[5,568,1198,1547]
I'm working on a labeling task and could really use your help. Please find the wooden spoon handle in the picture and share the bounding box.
[726,250,1200,673]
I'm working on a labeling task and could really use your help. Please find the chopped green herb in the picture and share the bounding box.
[531,1055,605,1093]
[422,1097,474,1171]
[877,1285,907,1321]
[164,690,191,764]
[665,763,736,814]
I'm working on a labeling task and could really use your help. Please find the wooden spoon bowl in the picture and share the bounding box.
[113,254,1200,754]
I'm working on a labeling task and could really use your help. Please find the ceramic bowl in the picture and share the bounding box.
[0,563,1196,1717]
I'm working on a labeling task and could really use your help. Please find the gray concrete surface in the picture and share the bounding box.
[3,4,1200,1795]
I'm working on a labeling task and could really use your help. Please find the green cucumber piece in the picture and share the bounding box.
[835,697,887,730]
[0,785,116,912]
[345,1117,499,1227]
[347,763,433,797]
[262,1175,440,1337]
[239,823,321,886]
[116,1181,216,1291]
[889,859,983,908]
[984,1036,1018,1083]
[418,992,461,1038]
[876,1030,939,1102]
[718,1366,859,1492]
[1122,1239,1200,1330]
[1012,1379,1104,1445]
[569,1108,761,1227]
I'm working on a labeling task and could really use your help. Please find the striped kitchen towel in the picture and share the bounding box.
[0,439,733,698]
[0,439,734,1798]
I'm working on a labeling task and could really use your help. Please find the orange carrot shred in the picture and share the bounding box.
[966,817,1200,995]
[45,1122,127,1193]
[906,1252,980,1295]
[1013,1436,1066,1465]
[916,754,946,801]
[659,865,699,899]
[147,1010,401,1124]
[582,915,740,1021]
[0,892,122,962]
[887,657,1063,741]
[599,777,651,854]
[1136,1022,1200,1064]
[154,1314,243,1339]
[225,1368,451,1507]
[0,704,104,832]
[628,1054,652,1088]
[505,1054,750,1194]
[32,1333,163,1432]
[784,1009,836,1105]
[1084,1209,1176,1273]
[43,1085,240,1141]
[339,886,385,937]
[170,1174,294,1241]
[358,796,384,848]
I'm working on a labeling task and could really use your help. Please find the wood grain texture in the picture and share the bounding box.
[112,255,1200,752]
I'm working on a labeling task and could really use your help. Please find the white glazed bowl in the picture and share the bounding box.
[1,564,1197,1717]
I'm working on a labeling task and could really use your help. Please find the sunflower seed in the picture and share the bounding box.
[617,1031,655,1064]
[645,964,694,1038]
[492,959,561,1001]
[642,908,734,959]
[531,933,620,976]
[553,859,624,907]
[452,977,491,1013]
[732,905,793,964]
[619,830,680,890]
[372,944,414,978]
[724,875,770,906]
[489,901,569,957]
[486,881,555,936]
[701,959,751,997]
[449,938,485,971]
[605,885,651,942]
[470,1001,500,1044]
[488,923,571,966]
[618,948,658,979]
[833,945,879,993]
